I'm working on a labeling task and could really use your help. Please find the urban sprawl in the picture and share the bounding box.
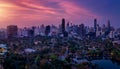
[0,18,120,69]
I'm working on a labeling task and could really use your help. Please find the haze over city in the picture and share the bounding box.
[0,0,120,28]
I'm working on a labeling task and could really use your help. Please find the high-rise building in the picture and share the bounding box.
[107,20,111,28]
[61,18,68,37]
[45,25,51,36]
[34,26,40,36]
[79,24,85,37]
[62,18,65,33]
[66,22,70,33]
[104,20,111,37]
[107,20,111,32]
[40,24,45,35]
[96,24,101,37]
[7,25,18,38]
[50,25,58,36]
[94,19,97,33]
[0,31,6,39]
[22,27,28,37]
[28,28,34,37]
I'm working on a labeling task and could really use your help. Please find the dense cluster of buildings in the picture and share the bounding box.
[0,18,120,40]
[0,18,120,69]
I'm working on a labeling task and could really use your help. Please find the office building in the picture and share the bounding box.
[7,25,18,38]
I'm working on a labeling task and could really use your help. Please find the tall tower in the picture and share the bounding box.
[79,24,85,37]
[45,25,51,36]
[62,18,65,33]
[94,19,97,32]
[107,20,111,29]
[105,20,111,36]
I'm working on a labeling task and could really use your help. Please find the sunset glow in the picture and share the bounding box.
[0,0,119,28]
[0,3,8,19]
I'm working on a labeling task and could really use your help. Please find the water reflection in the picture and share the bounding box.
[91,59,120,69]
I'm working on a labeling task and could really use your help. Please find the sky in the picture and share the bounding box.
[0,0,120,28]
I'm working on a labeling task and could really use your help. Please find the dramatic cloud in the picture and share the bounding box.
[0,0,119,28]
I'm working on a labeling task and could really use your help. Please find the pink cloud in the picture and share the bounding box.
[0,0,99,28]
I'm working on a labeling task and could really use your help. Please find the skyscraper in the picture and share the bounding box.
[94,19,97,37]
[45,25,51,36]
[61,18,68,37]
[66,22,70,33]
[94,19,97,33]
[7,25,18,38]
[105,20,111,37]
[107,20,111,30]
[79,24,85,37]
[62,18,65,33]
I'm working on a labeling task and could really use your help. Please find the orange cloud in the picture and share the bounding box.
[0,0,98,28]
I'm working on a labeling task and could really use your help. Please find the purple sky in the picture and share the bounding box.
[0,0,120,28]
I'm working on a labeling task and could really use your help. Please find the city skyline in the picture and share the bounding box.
[0,18,117,30]
[0,0,120,28]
